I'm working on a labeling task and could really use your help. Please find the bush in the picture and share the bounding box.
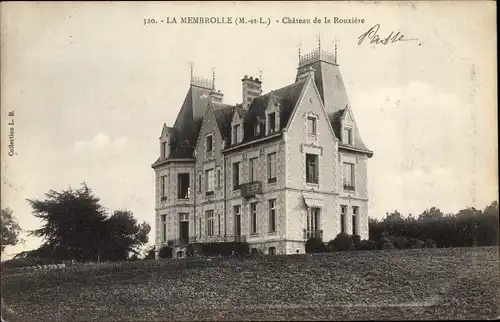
[406,237,425,249]
[355,239,378,251]
[158,246,173,259]
[352,235,361,247]
[306,238,328,253]
[391,235,408,249]
[378,237,395,250]
[424,239,437,248]
[186,244,195,257]
[328,233,354,252]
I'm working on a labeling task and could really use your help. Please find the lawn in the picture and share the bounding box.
[1,247,499,321]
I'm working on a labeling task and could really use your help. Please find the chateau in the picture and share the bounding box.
[152,43,373,258]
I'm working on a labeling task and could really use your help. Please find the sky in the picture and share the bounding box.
[1,1,497,259]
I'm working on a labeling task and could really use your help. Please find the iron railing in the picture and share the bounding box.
[303,229,323,240]
[239,181,262,198]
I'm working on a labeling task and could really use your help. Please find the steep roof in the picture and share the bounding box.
[239,78,308,145]
[168,85,212,158]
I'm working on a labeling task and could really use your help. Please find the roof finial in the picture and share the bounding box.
[189,61,194,83]
[259,69,263,81]
[317,33,322,53]
[212,67,216,89]
[334,37,338,64]
[297,40,302,60]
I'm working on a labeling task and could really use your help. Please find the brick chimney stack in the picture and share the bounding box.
[241,75,262,109]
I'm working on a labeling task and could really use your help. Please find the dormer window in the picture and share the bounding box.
[343,127,353,145]
[206,134,213,153]
[268,112,276,134]
[161,141,168,159]
[254,121,260,136]
[232,124,241,144]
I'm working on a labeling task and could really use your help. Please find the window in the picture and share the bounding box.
[206,135,213,153]
[218,213,221,235]
[232,124,240,144]
[206,210,214,237]
[179,213,189,244]
[249,157,258,182]
[267,153,276,183]
[306,154,319,184]
[340,205,347,233]
[307,116,317,135]
[177,173,190,199]
[352,206,358,235]
[343,127,353,145]
[217,169,221,188]
[205,169,214,196]
[343,163,355,190]
[161,214,167,242]
[198,217,202,238]
[268,112,276,134]
[268,199,276,233]
[307,208,321,232]
[160,176,168,199]
[268,246,276,255]
[254,122,260,136]
[250,202,258,234]
[234,206,241,236]
[161,142,168,159]
[198,174,202,192]
[233,162,240,190]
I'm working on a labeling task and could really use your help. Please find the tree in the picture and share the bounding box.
[1,208,22,252]
[143,246,156,260]
[418,207,444,221]
[100,210,151,261]
[28,183,108,261]
[27,183,150,262]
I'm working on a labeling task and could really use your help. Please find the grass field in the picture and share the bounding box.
[2,247,499,321]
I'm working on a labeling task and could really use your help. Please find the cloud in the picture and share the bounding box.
[73,133,132,153]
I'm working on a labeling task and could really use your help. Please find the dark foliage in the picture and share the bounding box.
[143,246,156,260]
[328,233,355,252]
[369,202,499,249]
[305,237,328,253]
[355,239,378,251]
[24,183,150,262]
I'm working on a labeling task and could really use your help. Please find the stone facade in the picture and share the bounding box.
[152,46,373,257]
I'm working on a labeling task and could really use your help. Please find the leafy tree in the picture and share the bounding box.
[28,183,108,261]
[100,210,151,261]
[418,207,444,221]
[26,183,150,262]
[1,208,22,252]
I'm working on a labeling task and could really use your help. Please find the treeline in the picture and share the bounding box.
[369,202,499,248]
[4,184,150,268]
[306,201,499,254]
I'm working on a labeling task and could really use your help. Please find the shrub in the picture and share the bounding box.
[158,246,173,259]
[186,244,195,257]
[328,233,354,252]
[379,237,395,250]
[391,235,408,249]
[424,239,437,248]
[352,235,361,247]
[355,239,378,251]
[406,237,425,249]
[306,237,328,253]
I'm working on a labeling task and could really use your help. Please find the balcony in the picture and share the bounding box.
[239,181,263,198]
[303,229,323,240]
[186,235,247,244]
[167,237,190,246]
[343,183,355,191]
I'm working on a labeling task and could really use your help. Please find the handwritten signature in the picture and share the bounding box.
[358,24,419,46]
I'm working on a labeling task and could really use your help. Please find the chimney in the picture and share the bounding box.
[210,89,224,103]
[241,75,262,109]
